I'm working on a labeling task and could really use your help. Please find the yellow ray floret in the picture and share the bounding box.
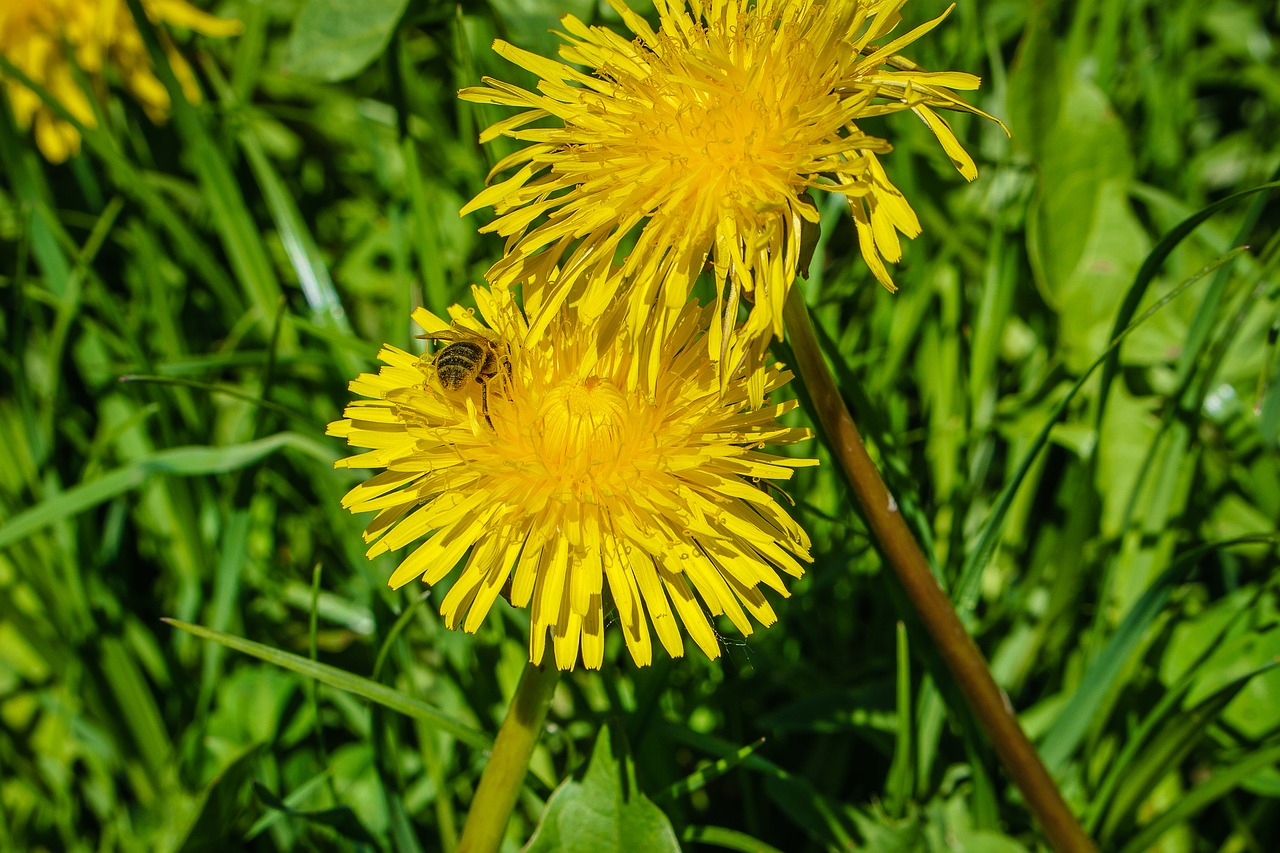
[328,282,817,671]
[461,0,1006,405]
[0,0,242,162]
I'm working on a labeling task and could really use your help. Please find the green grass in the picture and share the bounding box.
[2,0,1279,850]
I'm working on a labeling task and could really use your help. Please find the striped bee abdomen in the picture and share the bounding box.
[434,341,496,391]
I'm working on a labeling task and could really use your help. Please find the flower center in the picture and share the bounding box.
[633,20,805,212]
[698,100,772,174]
[536,376,632,490]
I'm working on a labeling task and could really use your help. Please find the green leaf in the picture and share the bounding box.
[949,832,1032,853]
[99,634,172,775]
[680,825,785,853]
[1095,179,1280,429]
[0,434,331,552]
[1004,6,1059,163]
[956,250,1248,613]
[487,0,597,59]
[1117,739,1280,853]
[173,745,262,853]
[163,619,491,749]
[885,621,913,818]
[1100,659,1280,841]
[1024,74,1147,373]
[655,738,763,804]
[253,781,381,847]
[1182,626,1276,709]
[200,56,368,381]
[124,0,284,336]
[1094,384,1161,538]
[1187,627,1280,739]
[1038,536,1277,772]
[0,52,244,314]
[1259,332,1280,448]
[524,724,680,853]
[283,0,410,82]
[848,809,924,852]
[755,683,896,735]
[1157,588,1256,686]
[662,724,862,850]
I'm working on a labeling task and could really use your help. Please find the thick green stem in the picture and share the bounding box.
[457,661,560,853]
[783,287,1095,853]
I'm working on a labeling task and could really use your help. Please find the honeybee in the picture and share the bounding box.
[419,328,512,426]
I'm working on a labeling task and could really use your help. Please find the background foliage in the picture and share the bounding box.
[2,0,1278,850]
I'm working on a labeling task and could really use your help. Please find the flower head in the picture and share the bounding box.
[0,0,242,162]
[328,283,816,670]
[461,0,1004,403]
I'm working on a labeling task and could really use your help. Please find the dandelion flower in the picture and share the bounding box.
[461,0,1005,403]
[0,0,242,163]
[328,283,816,671]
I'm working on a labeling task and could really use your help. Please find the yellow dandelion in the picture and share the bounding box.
[461,0,1006,403]
[327,283,816,671]
[0,0,242,163]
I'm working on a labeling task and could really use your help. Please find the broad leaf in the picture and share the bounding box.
[524,724,679,853]
[283,0,410,82]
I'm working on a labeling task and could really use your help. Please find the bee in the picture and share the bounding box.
[420,328,512,426]
[433,338,502,392]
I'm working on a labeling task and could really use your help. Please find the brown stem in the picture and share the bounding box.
[783,287,1095,853]
[457,661,560,853]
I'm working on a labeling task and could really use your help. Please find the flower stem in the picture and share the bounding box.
[782,287,1095,853]
[457,661,560,853]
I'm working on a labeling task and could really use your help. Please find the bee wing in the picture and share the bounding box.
[415,325,498,345]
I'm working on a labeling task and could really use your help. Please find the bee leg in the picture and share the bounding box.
[480,379,495,430]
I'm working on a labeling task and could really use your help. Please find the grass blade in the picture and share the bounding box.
[123,0,284,333]
[163,618,491,749]
[1095,179,1280,429]
[0,434,332,552]
[655,739,764,804]
[1099,660,1280,840]
[680,825,786,853]
[1038,535,1278,772]
[956,248,1247,612]
[1117,739,1280,853]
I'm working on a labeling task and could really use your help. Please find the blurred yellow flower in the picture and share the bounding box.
[328,283,816,671]
[461,0,1005,403]
[0,0,242,162]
